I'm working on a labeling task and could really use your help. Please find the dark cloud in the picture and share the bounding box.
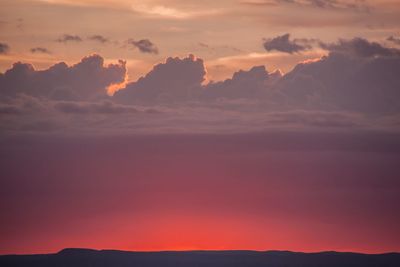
[56,34,82,43]
[1,37,400,135]
[243,0,369,11]
[263,33,311,54]
[114,37,400,115]
[0,104,22,115]
[30,47,51,54]
[0,94,48,118]
[114,55,205,103]
[54,100,138,114]
[277,47,400,113]
[319,37,400,58]
[88,35,109,44]
[127,39,159,54]
[387,36,400,45]
[0,42,10,54]
[203,66,272,99]
[0,54,126,101]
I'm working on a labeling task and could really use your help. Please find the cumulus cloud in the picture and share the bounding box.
[114,54,205,103]
[319,37,400,58]
[56,34,82,43]
[203,66,273,99]
[112,37,400,115]
[0,42,10,54]
[127,39,159,54]
[263,34,312,54]
[277,48,400,113]
[88,35,109,43]
[1,37,400,135]
[30,47,51,54]
[0,54,126,101]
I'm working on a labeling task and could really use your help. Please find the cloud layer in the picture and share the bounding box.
[1,37,400,134]
[244,0,370,11]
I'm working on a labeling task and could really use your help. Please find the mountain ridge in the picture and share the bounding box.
[1,248,400,267]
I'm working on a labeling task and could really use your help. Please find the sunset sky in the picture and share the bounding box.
[1,0,400,80]
[1,0,400,255]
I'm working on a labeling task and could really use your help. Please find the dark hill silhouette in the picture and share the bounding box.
[1,248,400,267]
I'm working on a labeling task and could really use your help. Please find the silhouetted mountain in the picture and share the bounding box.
[1,248,400,267]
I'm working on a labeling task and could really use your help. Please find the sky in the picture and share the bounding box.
[1,0,400,255]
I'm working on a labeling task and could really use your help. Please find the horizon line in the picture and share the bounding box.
[2,248,400,257]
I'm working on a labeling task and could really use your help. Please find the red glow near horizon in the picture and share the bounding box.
[2,211,399,255]
[1,135,400,255]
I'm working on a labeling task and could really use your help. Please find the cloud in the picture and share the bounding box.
[112,37,400,115]
[319,37,400,58]
[114,54,206,103]
[0,42,10,54]
[197,42,243,55]
[127,39,159,54]
[202,38,400,115]
[56,34,82,43]
[387,36,400,46]
[243,0,369,11]
[263,34,312,54]
[130,2,221,19]
[0,104,22,115]
[131,3,192,19]
[88,35,109,43]
[30,47,51,54]
[53,100,138,114]
[276,46,400,113]
[203,66,273,99]
[0,94,49,116]
[1,37,400,135]
[0,54,126,101]
[302,0,369,10]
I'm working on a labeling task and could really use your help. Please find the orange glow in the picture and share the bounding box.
[107,79,128,95]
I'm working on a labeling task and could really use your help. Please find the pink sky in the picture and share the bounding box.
[1,0,400,255]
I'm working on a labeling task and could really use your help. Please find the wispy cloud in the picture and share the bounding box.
[127,39,159,54]
[88,35,109,44]
[0,42,10,54]
[30,47,51,54]
[130,2,221,19]
[263,33,316,54]
[56,34,82,43]
[242,0,370,11]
